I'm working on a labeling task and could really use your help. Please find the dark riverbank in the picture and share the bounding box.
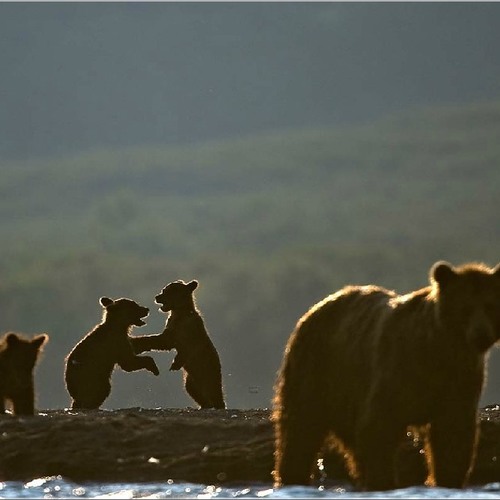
[0,406,498,486]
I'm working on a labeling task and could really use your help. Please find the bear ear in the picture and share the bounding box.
[32,334,49,348]
[6,333,20,347]
[100,297,114,307]
[431,261,457,287]
[187,280,199,291]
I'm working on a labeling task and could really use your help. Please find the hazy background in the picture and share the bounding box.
[1,2,500,410]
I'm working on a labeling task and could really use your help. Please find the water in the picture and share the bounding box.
[0,477,499,499]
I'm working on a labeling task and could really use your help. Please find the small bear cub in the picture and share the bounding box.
[0,332,48,415]
[132,280,226,409]
[65,296,160,410]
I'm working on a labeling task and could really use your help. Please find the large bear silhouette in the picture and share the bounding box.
[274,261,500,490]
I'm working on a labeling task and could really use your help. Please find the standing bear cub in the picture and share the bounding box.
[273,261,500,491]
[0,332,48,415]
[65,297,160,410]
[131,280,226,409]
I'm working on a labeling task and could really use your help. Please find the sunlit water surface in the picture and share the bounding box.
[0,477,499,499]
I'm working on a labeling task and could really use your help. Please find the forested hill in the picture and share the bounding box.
[1,101,499,262]
[1,101,500,410]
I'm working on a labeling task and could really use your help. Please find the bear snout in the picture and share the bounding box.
[155,296,169,312]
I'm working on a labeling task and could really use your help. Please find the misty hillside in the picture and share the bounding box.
[1,101,500,410]
[2,2,500,159]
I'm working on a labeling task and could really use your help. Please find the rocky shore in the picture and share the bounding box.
[0,406,498,486]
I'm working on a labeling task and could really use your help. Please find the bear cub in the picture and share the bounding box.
[273,261,500,491]
[131,280,226,409]
[0,332,48,415]
[65,297,160,410]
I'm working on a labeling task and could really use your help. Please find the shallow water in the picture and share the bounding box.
[1,477,499,499]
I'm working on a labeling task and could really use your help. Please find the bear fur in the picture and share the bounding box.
[131,280,226,409]
[0,332,48,415]
[273,261,500,491]
[65,297,160,410]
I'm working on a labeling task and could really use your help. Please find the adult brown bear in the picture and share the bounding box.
[0,332,48,415]
[273,261,500,491]
[65,297,159,410]
[131,280,226,409]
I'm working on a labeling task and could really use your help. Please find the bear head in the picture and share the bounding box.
[155,280,198,313]
[431,261,500,352]
[1,333,48,388]
[100,297,150,327]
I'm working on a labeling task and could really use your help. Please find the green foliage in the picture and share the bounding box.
[1,101,500,409]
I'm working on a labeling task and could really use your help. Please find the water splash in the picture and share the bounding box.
[0,476,499,499]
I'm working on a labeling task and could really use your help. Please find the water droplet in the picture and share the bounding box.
[256,488,274,497]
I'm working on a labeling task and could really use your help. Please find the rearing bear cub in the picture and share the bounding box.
[65,297,160,410]
[131,280,226,409]
[273,261,500,491]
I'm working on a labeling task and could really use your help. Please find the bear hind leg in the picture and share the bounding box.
[69,382,111,410]
[185,374,212,408]
[204,377,226,409]
[275,412,329,486]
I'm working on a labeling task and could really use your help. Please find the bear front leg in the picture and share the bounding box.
[131,333,172,354]
[118,355,160,376]
[426,408,478,488]
[11,387,35,415]
[170,353,184,371]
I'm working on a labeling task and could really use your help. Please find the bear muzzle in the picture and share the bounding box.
[155,296,170,312]
[135,308,150,326]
